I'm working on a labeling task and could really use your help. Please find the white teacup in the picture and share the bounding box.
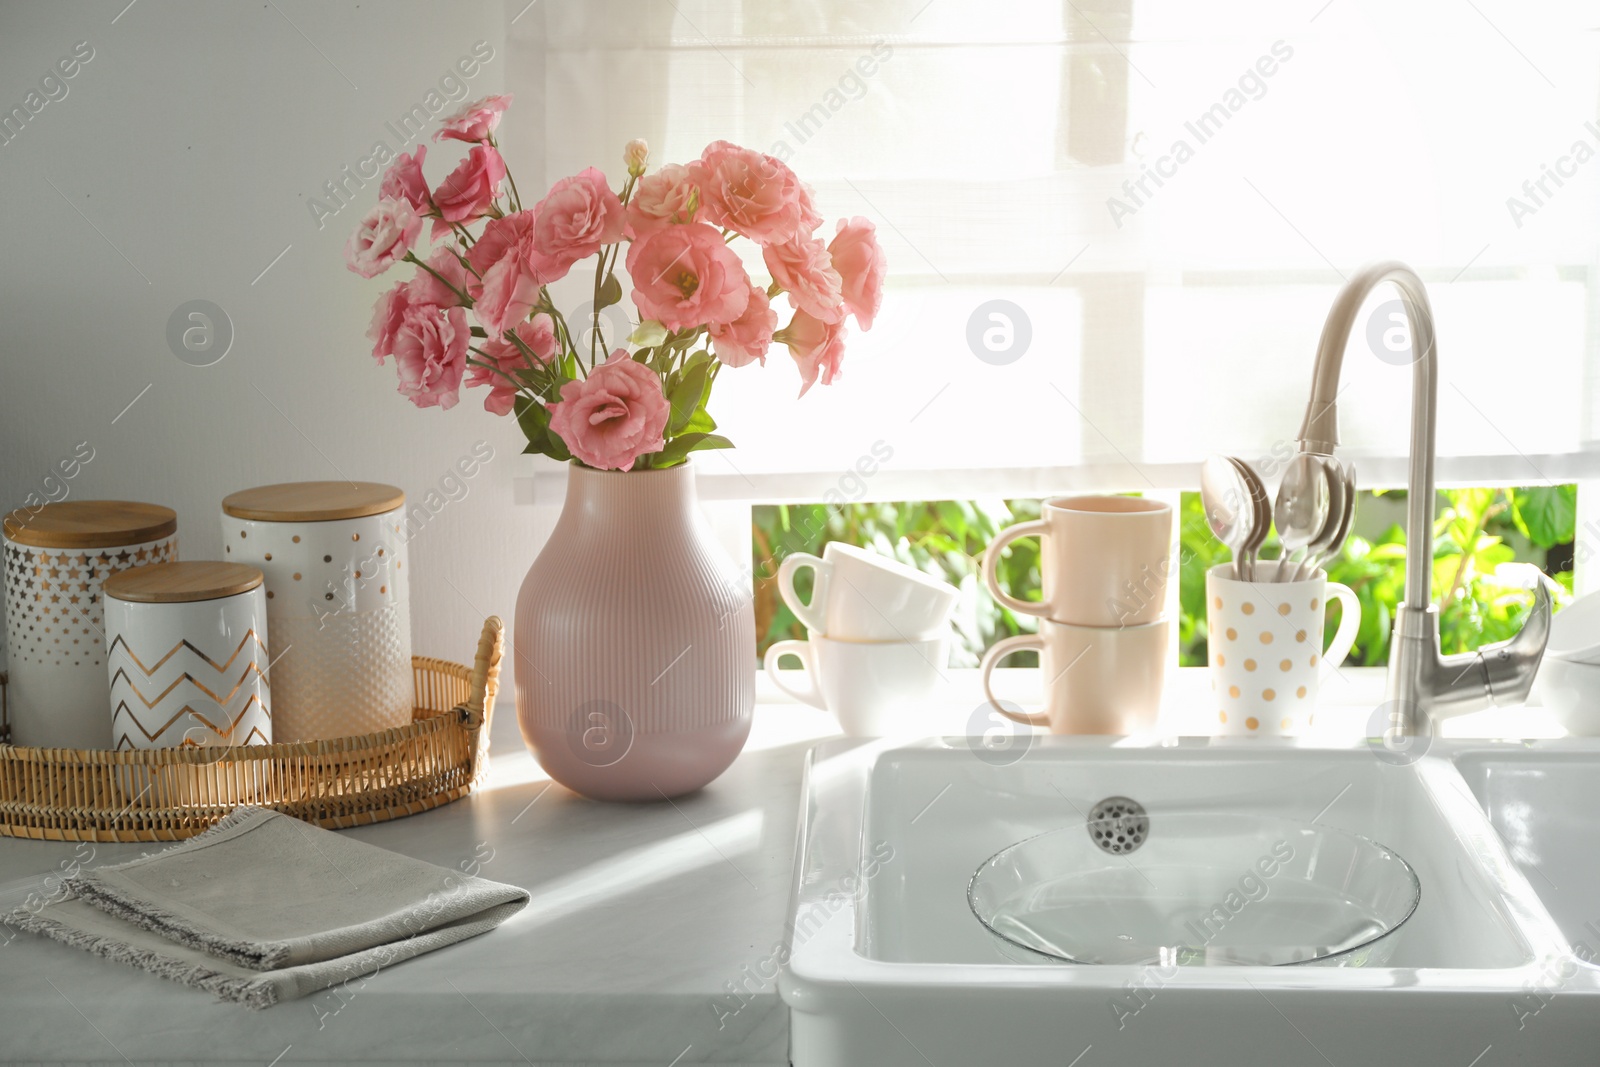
[981,617,1170,735]
[777,542,957,642]
[764,632,950,736]
[1206,562,1359,736]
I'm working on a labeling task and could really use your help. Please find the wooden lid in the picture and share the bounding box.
[221,481,405,523]
[104,561,263,603]
[2,500,178,549]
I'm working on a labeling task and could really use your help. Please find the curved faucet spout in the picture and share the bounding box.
[1295,262,1549,734]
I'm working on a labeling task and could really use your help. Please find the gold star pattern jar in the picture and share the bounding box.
[2,500,178,749]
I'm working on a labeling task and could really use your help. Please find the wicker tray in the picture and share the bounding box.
[0,616,503,842]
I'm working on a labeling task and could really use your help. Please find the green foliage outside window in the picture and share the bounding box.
[753,484,1579,669]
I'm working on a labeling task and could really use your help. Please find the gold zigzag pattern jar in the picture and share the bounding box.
[220,482,413,743]
[103,561,272,750]
[1,501,178,749]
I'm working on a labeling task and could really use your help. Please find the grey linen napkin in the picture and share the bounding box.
[2,806,528,1007]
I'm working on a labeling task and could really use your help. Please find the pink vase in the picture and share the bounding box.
[514,461,754,801]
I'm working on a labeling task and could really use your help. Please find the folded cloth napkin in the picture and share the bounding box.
[1,806,528,1008]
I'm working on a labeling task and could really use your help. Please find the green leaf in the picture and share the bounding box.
[667,360,713,434]
[682,406,717,434]
[650,432,735,468]
[629,319,668,347]
[1511,485,1577,549]
[470,326,488,338]
[597,273,623,310]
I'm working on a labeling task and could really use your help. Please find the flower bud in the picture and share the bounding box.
[624,138,649,177]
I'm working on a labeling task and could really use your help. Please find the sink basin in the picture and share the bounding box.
[782,738,1598,1066]
[968,813,1420,967]
[1452,740,1600,965]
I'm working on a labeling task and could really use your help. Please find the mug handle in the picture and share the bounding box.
[1320,583,1361,672]
[980,633,1050,727]
[763,639,827,710]
[777,553,831,634]
[981,520,1050,617]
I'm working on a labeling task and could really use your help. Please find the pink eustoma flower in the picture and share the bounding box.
[764,235,845,324]
[433,145,506,231]
[380,144,431,212]
[548,349,671,471]
[392,304,469,410]
[344,198,421,279]
[624,163,699,238]
[692,140,821,246]
[531,167,626,277]
[626,222,751,331]
[434,94,514,143]
[708,286,777,369]
[467,314,558,416]
[829,216,887,331]
[466,211,546,337]
[777,309,847,396]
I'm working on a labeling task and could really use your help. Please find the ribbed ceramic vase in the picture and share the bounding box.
[514,461,754,801]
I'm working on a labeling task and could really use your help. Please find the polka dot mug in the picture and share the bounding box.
[1206,561,1359,736]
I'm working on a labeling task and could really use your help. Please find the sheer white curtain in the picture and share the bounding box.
[506,0,1600,498]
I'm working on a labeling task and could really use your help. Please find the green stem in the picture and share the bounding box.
[465,352,532,397]
[404,252,473,306]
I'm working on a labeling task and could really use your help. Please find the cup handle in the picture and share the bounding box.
[777,553,831,634]
[1321,583,1361,672]
[982,520,1050,617]
[764,639,827,710]
[980,633,1050,727]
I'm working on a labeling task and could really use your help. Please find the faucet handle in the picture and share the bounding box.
[1481,580,1552,707]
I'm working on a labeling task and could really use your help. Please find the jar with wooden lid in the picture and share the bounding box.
[1,500,178,748]
[219,482,412,742]
[104,561,271,750]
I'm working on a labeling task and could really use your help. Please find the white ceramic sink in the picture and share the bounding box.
[782,738,1600,1066]
[1452,740,1600,965]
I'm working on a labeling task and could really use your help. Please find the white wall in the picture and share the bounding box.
[0,0,571,666]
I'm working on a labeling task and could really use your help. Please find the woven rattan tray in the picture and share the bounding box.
[0,616,503,842]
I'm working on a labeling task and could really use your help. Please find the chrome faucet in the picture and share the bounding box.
[1295,261,1551,736]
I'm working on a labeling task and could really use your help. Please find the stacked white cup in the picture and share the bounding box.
[764,543,958,736]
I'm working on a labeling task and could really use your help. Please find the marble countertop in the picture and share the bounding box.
[0,668,1570,1066]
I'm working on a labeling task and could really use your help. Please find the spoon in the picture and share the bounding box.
[1228,456,1272,582]
[1275,453,1330,582]
[1201,455,1257,580]
[1292,456,1344,581]
[1302,461,1356,579]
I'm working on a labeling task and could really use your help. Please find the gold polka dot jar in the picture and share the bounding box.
[219,482,412,743]
[1206,562,1359,736]
[1,501,178,748]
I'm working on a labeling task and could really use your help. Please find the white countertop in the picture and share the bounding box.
[0,668,1571,1066]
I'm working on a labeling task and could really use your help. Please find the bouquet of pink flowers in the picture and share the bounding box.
[347,95,886,473]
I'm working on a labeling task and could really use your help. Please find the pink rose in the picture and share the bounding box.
[392,304,469,410]
[380,144,431,212]
[626,222,751,331]
[548,350,670,472]
[777,310,847,396]
[433,145,506,229]
[344,198,421,279]
[708,286,777,369]
[691,140,821,245]
[467,314,557,415]
[624,163,699,238]
[466,211,545,337]
[763,236,844,324]
[532,167,625,275]
[829,216,887,330]
[434,94,514,143]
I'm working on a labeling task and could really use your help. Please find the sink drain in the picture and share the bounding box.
[1087,796,1148,855]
